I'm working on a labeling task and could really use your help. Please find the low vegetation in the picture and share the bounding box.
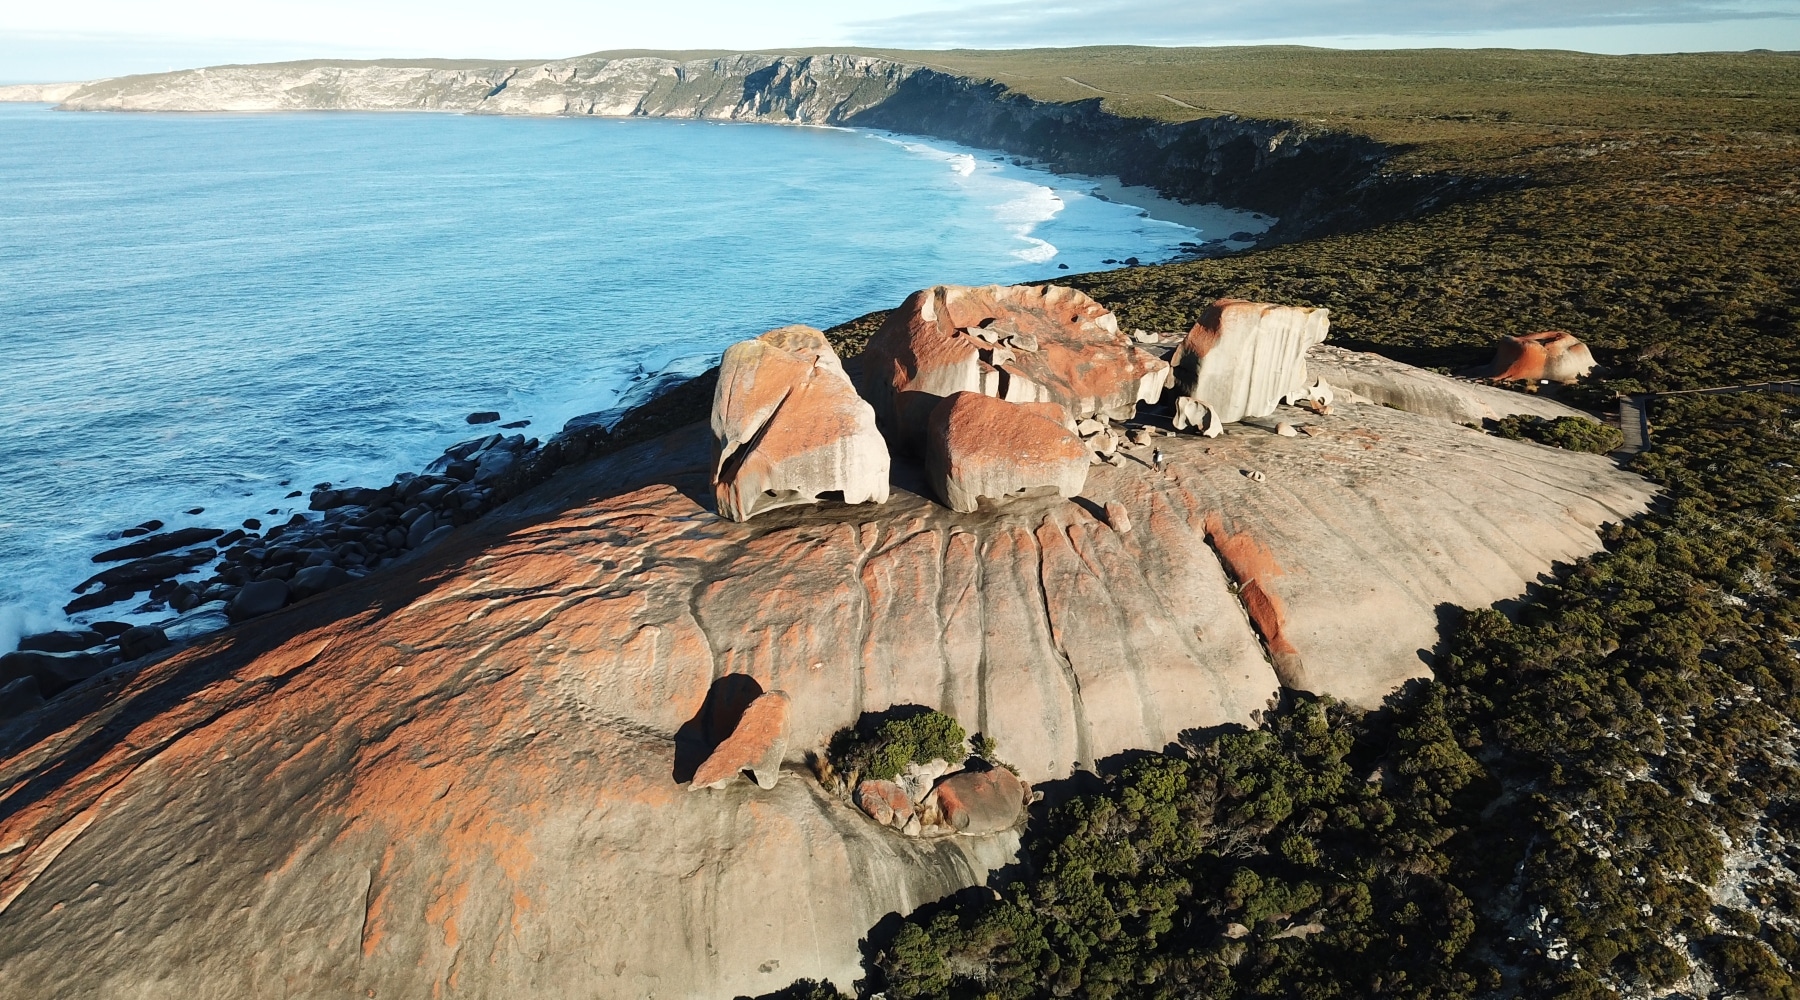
[828,708,970,784]
[1491,414,1624,453]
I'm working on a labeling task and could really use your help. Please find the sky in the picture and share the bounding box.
[3,0,1797,83]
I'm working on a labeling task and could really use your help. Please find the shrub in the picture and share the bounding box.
[1491,414,1625,453]
[829,709,968,783]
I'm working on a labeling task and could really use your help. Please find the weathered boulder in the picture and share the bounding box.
[690,689,791,790]
[855,779,915,828]
[226,578,288,620]
[0,649,103,698]
[1170,299,1330,423]
[116,625,170,662]
[930,767,1029,836]
[712,325,890,521]
[1490,330,1597,383]
[289,564,352,601]
[926,393,1088,513]
[15,630,104,654]
[863,284,1168,448]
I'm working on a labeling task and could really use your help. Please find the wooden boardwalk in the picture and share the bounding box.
[1613,381,1800,455]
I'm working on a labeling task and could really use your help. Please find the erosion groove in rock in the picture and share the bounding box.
[0,387,1653,997]
[51,53,1491,242]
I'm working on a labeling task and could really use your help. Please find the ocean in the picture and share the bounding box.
[0,103,1268,649]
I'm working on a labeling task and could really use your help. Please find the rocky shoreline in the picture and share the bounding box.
[0,404,625,718]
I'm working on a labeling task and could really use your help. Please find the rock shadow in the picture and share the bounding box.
[673,673,764,784]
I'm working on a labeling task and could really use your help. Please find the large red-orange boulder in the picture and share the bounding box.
[1171,299,1330,423]
[926,392,1088,513]
[1489,330,1596,383]
[929,767,1028,836]
[712,325,890,521]
[863,284,1169,448]
[689,689,791,790]
[855,779,915,828]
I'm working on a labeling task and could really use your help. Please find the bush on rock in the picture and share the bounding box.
[829,708,969,784]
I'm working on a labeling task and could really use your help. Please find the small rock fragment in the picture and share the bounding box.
[1276,421,1298,437]
[1104,501,1132,533]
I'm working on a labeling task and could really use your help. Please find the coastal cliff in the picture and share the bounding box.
[0,346,1652,996]
[51,52,1490,241]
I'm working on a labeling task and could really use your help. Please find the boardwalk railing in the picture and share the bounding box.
[1615,381,1800,454]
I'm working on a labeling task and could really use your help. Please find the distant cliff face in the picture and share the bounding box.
[0,81,91,102]
[57,54,915,123]
[54,53,1499,241]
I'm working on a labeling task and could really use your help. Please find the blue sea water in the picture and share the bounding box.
[0,104,1247,648]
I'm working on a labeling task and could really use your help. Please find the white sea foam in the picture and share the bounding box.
[873,132,1072,264]
[1012,237,1059,264]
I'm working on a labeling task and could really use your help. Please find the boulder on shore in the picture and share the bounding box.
[1170,299,1330,423]
[1489,330,1597,383]
[711,325,890,521]
[926,393,1088,513]
[689,690,791,790]
[863,284,1168,449]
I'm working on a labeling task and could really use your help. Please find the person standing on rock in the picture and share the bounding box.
[1152,447,1167,474]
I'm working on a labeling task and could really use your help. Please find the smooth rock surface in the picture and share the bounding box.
[864,284,1168,448]
[1490,330,1598,383]
[926,393,1089,513]
[1307,344,1595,425]
[712,325,890,521]
[1170,299,1330,423]
[0,389,1654,999]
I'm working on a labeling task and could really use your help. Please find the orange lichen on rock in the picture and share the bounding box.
[926,393,1089,513]
[712,324,889,521]
[863,283,1169,449]
[1489,330,1597,383]
[854,779,914,828]
[689,690,791,790]
[1204,512,1307,688]
[929,767,1028,836]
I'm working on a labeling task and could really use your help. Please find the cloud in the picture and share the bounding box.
[850,0,1800,48]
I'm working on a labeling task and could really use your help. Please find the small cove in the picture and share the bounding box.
[0,103,1269,647]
